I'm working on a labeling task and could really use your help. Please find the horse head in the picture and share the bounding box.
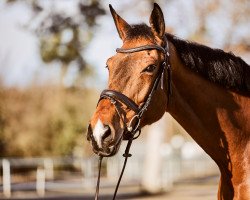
[87,3,169,157]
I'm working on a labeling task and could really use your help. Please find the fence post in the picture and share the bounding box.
[36,167,45,197]
[2,159,11,198]
[107,158,119,180]
[81,159,95,188]
[44,158,54,180]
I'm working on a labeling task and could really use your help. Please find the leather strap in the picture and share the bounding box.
[116,44,165,54]
[100,89,139,113]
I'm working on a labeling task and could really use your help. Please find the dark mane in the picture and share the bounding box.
[166,33,250,94]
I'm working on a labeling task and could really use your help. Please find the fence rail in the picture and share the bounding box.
[0,142,219,198]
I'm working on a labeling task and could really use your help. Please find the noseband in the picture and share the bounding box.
[95,36,172,200]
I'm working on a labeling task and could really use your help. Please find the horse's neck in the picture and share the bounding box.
[167,47,229,160]
[167,43,250,199]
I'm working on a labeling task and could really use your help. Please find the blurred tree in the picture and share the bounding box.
[37,0,105,87]
[193,0,250,49]
[0,86,98,157]
[1,0,106,157]
[0,86,7,154]
[221,0,250,50]
[6,0,106,87]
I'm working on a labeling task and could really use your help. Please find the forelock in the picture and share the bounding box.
[126,23,154,40]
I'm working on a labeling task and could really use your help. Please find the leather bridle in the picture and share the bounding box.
[94,36,172,200]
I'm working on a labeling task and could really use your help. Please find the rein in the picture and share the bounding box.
[94,36,171,200]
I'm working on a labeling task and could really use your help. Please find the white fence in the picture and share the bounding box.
[0,142,219,198]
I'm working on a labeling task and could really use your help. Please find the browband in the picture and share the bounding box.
[116,45,166,54]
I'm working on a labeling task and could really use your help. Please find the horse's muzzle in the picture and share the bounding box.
[87,124,122,157]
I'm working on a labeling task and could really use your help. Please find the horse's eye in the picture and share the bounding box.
[142,64,156,73]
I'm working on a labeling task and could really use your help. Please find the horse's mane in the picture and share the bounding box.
[166,33,250,94]
[124,24,250,94]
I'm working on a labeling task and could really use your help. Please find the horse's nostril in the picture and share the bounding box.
[87,124,92,141]
[102,125,112,143]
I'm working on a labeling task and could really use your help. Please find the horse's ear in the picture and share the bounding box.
[109,4,131,41]
[149,3,165,40]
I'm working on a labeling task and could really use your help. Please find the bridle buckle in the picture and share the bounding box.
[127,114,140,132]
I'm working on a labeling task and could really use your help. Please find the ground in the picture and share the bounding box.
[5,175,219,200]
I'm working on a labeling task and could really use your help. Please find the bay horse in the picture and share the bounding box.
[87,3,250,200]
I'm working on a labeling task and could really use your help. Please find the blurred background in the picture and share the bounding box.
[0,0,249,199]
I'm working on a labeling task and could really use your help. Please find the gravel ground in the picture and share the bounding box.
[132,184,218,200]
[134,176,219,200]
[3,175,219,200]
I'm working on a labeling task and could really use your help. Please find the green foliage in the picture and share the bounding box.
[40,23,81,65]
[36,0,106,86]
[1,1,106,156]
[0,86,98,157]
[5,0,106,87]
